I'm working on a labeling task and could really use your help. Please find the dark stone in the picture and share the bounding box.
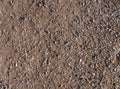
[74,16,80,24]
[19,16,25,23]
[44,29,49,34]
[116,52,120,65]
[80,42,87,49]
[91,53,97,60]
[31,0,34,4]
[36,1,45,7]
[8,0,14,6]
[75,30,80,36]
[77,85,81,89]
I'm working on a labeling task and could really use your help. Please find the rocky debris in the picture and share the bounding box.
[0,0,119,89]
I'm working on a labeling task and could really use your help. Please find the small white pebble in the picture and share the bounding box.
[15,62,18,67]
[59,0,61,3]
[80,59,82,62]
[82,61,84,64]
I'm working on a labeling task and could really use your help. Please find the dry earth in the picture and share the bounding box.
[0,0,120,89]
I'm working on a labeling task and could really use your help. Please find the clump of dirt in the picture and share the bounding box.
[0,0,120,89]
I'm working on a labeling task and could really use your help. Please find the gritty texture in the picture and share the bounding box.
[0,0,120,89]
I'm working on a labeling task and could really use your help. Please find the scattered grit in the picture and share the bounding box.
[0,0,120,89]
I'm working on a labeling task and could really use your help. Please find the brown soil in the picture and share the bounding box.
[0,0,120,89]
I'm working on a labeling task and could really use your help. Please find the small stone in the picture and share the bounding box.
[75,30,80,36]
[116,52,120,64]
[9,0,14,6]
[36,1,45,7]
[19,16,25,23]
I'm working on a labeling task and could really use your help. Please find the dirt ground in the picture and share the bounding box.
[0,0,120,89]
